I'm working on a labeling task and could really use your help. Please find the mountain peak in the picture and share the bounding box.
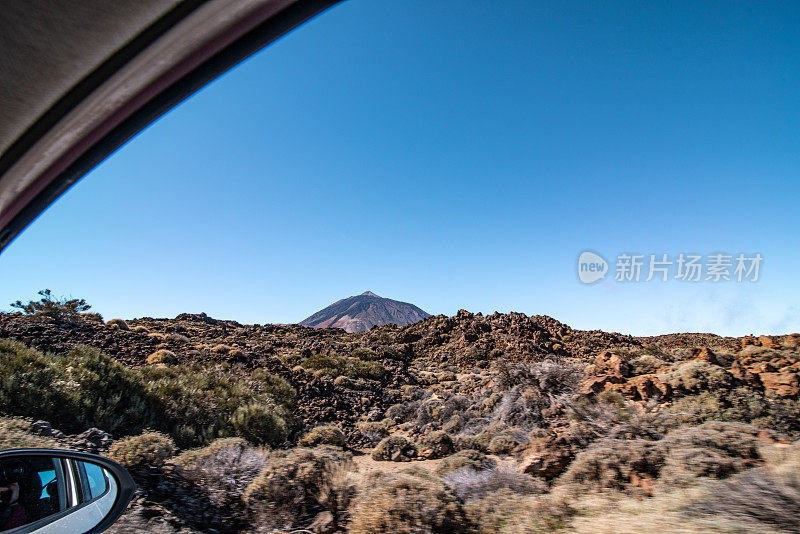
[300,292,430,333]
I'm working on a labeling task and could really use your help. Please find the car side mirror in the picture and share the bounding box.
[0,449,135,533]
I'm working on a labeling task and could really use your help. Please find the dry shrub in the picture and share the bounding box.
[669,388,800,438]
[110,430,176,467]
[487,434,521,455]
[567,391,674,446]
[465,489,573,534]
[385,400,420,423]
[630,354,668,374]
[146,349,178,365]
[0,417,61,449]
[132,325,149,333]
[349,469,471,534]
[558,421,766,492]
[106,318,129,330]
[658,360,733,392]
[211,344,233,354]
[166,333,190,343]
[372,435,417,461]
[356,421,389,444]
[298,424,346,448]
[243,446,351,531]
[171,436,252,467]
[685,444,800,532]
[173,438,267,506]
[435,449,497,476]
[657,421,762,486]
[444,466,547,501]
[557,438,663,491]
[418,430,455,459]
[493,358,583,394]
[80,312,104,323]
[315,461,359,530]
[438,371,457,382]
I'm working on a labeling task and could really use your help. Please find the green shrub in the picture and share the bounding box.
[349,470,470,534]
[137,363,295,447]
[228,403,289,446]
[146,349,178,365]
[10,289,91,321]
[109,430,176,467]
[351,347,378,360]
[298,425,346,448]
[0,340,161,436]
[372,436,417,461]
[301,353,385,381]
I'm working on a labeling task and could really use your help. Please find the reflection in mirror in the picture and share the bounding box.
[0,456,116,533]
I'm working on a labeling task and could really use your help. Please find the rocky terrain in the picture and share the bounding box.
[1,307,799,533]
[299,291,430,332]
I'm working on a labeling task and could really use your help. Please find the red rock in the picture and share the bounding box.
[691,347,720,365]
[741,335,758,348]
[759,335,780,349]
[782,334,800,349]
[518,435,573,480]
[629,375,671,400]
[594,351,631,378]
[758,372,800,397]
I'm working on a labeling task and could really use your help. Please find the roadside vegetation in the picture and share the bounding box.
[1,299,799,533]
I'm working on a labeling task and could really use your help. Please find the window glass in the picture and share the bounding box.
[79,462,108,500]
[0,457,66,532]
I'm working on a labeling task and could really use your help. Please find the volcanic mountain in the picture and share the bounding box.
[299,291,431,333]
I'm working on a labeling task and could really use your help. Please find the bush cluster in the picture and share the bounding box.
[348,469,471,534]
[172,438,267,505]
[0,340,161,436]
[243,446,351,530]
[298,424,346,448]
[301,353,386,381]
[372,436,417,461]
[0,339,295,448]
[109,430,176,467]
[557,421,765,492]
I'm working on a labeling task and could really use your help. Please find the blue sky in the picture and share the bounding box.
[2,0,799,336]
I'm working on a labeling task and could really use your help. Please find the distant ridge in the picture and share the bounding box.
[299,291,431,333]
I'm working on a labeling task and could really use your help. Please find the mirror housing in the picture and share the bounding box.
[0,449,134,534]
